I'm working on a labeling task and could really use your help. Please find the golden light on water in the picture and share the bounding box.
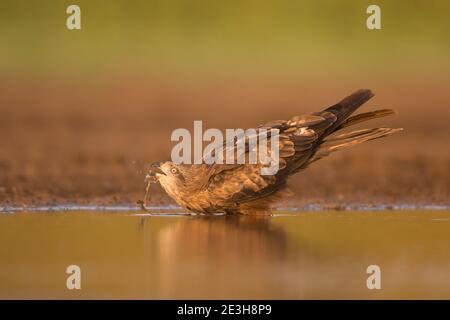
[1,211,450,299]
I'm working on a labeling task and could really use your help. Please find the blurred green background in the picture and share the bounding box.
[1,0,449,77]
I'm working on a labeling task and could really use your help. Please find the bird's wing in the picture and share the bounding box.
[203,113,337,206]
[202,89,378,207]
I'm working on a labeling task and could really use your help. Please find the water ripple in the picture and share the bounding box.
[1,203,449,214]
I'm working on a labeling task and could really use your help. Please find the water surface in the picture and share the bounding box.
[1,210,450,299]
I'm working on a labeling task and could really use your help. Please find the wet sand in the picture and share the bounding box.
[0,74,449,208]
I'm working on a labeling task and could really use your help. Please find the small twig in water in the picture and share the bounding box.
[137,174,156,211]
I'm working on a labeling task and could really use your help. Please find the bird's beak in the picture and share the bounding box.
[145,162,166,182]
[152,167,166,176]
[152,162,166,175]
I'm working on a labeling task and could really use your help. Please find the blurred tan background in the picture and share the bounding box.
[0,0,449,207]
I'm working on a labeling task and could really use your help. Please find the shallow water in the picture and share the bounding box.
[1,210,450,299]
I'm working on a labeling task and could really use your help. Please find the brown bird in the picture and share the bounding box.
[141,89,402,215]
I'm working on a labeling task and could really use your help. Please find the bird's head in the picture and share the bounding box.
[146,161,191,195]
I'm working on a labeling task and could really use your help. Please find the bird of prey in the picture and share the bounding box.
[140,89,402,215]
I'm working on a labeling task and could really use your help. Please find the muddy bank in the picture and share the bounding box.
[1,75,449,207]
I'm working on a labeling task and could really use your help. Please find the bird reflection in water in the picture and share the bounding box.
[138,215,291,299]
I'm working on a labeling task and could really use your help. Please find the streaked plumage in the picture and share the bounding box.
[143,89,402,215]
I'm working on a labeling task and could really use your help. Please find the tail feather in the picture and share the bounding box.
[316,89,374,137]
[309,127,403,164]
[336,109,396,130]
[289,89,402,172]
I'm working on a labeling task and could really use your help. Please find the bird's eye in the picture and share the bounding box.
[171,168,178,174]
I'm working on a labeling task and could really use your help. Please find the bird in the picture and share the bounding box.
[140,89,402,215]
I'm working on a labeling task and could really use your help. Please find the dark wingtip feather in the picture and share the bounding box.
[321,89,375,137]
[338,89,374,108]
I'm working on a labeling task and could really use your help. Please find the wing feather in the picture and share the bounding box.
[204,116,330,206]
[183,89,401,213]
